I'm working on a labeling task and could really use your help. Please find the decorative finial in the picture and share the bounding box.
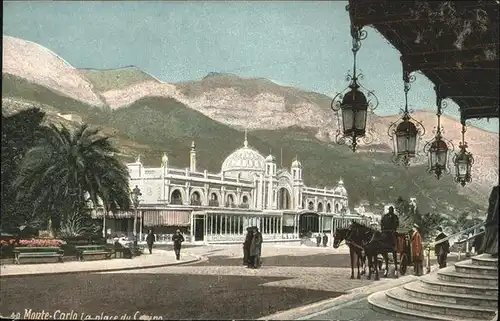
[136,154,141,163]
[339,177,344,184]
[191,141,196,150]
[244,129,248,148]
[161,152,168,167]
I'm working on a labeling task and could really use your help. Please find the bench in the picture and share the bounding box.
[75,245,113,261]
[14,247,64,264]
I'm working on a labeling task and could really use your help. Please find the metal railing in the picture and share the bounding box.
[425,221,486,273]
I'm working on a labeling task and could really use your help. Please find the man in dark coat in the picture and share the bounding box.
[316,234,321,247]
[243,227,253,266]
[473,227,485,255]
[322,233,328,247]
[250,227,263,269]
[146,229,156,254]
[172,229,185,260]
[381,206,400,251]
[434,227,450,268]
[480,185,498,257]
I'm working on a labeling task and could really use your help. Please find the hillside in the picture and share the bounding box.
[2,36,105,107]
[2,35,496,215]
[79,67,160,92]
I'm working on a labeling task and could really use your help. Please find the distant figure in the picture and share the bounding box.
[434,227,450,268]
[473,227,485,255]
[316,234,321,247]
[146,229,156,254]
[480,185,499,257]
[250,228,263,269]
[322,233,328,247]
[411,224,424,276]
[243,227,253,266]
[172,229,185,260]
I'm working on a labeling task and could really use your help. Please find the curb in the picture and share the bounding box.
[260,274,419,320]
[0,253,203,278]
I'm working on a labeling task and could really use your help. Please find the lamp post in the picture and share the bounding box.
[453,122,474,186]
[131,185,142,245]
[331,24,378,152]
[388,69,425,167]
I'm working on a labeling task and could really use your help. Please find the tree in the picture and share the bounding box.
[1,108,48,232]
[14,123,132,234]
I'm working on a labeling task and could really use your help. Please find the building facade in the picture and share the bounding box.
[97,132,364,244]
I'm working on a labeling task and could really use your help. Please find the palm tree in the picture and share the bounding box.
[14,123,131,235]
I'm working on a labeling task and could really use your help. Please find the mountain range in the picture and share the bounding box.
[2,35,498,217]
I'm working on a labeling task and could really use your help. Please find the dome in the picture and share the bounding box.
[221,132,265,176]
[291,159,302,168]
[265,154,276,162]
[334,178,348,196]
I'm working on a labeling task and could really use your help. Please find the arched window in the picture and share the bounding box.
[278,188,291,210]
[317,202,323,213]
[190,191,201,206]
[209,193,219,207]
[226,194,235,208]
[171,190,183,205]
[308,201,314,211]
[326,203,332,213]
[240,195,249,208]
[335,203,339,213]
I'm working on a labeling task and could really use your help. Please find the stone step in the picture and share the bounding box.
[455,260,498,276]
[472,254,498,267]
[420,273,499,296]
[403,281,498,308]
[368,290,484,321]
[385,286,497,320]
[438,269,498,286]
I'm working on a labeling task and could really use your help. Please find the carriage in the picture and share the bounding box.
[396,232,412,275]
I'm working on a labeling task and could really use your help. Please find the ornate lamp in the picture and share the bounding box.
[131,185,142,245]
[388,69,425,167]
[424,86,454,179]
[331,24,378,152]
[453,121,474,186]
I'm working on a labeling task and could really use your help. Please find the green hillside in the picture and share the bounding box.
[78,67,159,92]
[2,74,485,215]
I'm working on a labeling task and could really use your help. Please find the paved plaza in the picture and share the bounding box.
[0,244,458,320]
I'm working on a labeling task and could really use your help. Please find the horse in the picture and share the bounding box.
[349,222,399,281]
[333,228,366,279]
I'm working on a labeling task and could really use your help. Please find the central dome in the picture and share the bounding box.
[221,132,265,178]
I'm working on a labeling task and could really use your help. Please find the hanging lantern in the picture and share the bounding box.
[453,122,474,186]
[423,87,454,179]
[388,71,425,167]
[331,25,378,152]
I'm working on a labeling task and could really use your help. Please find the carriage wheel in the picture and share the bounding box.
[400,254,408,275]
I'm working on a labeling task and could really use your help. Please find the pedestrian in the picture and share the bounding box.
[411,224,424,276]
[146,229,155,254]
[322,233,328,247]
[316,233,321,247]
[434,227,450,268]
[250,227,263,269]
[243,227,253,266]
[172,229,185,260]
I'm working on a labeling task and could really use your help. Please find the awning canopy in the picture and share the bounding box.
[347,0,499,120]
[143,210,191,227]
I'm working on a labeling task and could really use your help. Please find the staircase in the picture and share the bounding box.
[368,254,498,321]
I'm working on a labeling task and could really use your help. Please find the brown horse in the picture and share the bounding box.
[333,228,366,279]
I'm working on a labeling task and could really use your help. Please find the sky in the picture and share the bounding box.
[3,1,498,132]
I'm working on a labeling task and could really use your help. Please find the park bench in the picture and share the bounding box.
[13,247,64,264]
[75,245,113,261]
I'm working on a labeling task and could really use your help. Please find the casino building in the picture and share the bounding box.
[96,132,364,244]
